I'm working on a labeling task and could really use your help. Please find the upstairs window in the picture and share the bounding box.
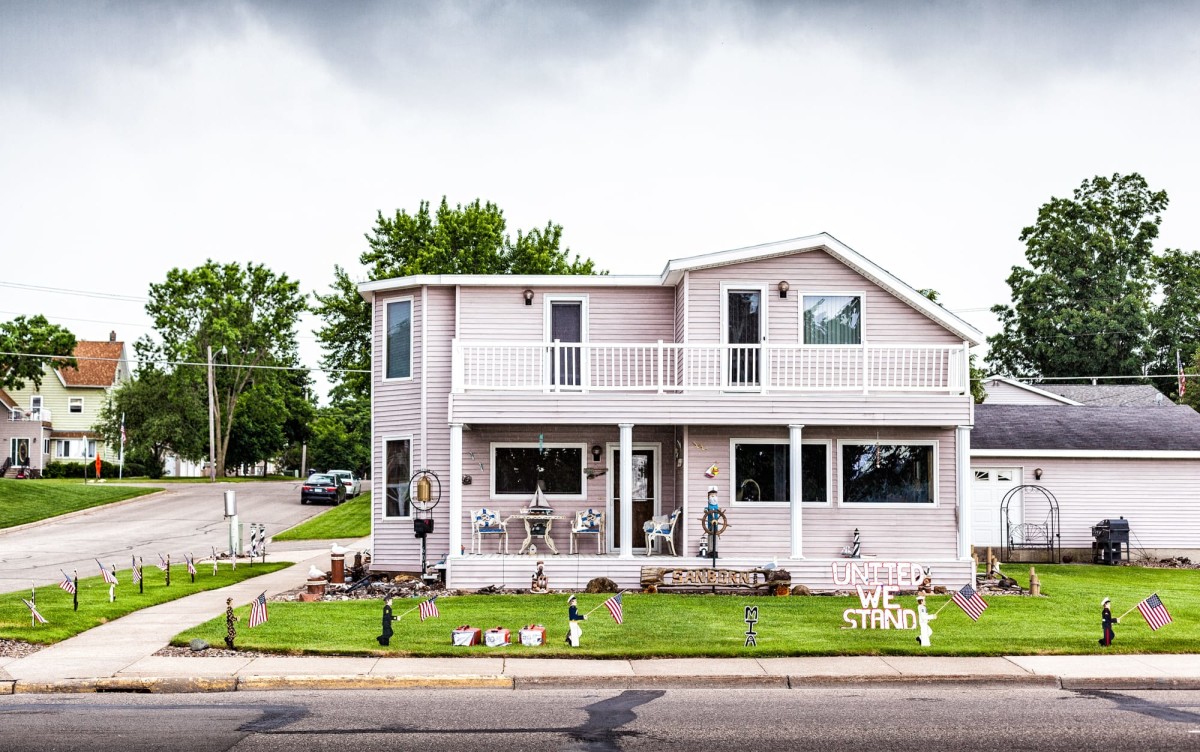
[803,295,862,345]
[385,299,412,379]
[69,397,84,413]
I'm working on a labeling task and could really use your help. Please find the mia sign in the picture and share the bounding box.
[832,562,920,630]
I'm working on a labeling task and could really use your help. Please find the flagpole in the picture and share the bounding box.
[932,599,954,616]
[584,590,627,618]
[1118,603,1142,621]
[119,412,125,480]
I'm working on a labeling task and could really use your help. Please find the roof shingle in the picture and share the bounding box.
[974,404,1200,451]
[57,341,124,387]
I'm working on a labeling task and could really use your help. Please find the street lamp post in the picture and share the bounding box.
[207,345,216,482]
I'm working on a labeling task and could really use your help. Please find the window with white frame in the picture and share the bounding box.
[385,299,412,380]
[384,438,412,517]
[731,440,829,504]
[492,444,585,498]
[802,295,862,345]
[69,397,84,413]
[840,441,936,504]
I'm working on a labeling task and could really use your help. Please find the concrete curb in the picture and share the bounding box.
[1061,677,1200,691]
[514,675,789,690]
[236,675,513,691]
[14,676,237,694]
[785,674,1060,688]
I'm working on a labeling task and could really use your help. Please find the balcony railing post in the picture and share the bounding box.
[862,341,870,394]
[656,340,664,394]
[761,343,770,394]
[551,339,560,393]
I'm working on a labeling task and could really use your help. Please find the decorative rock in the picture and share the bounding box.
[933,585,947,595]
[585,577,619,593]
[189,639,210,652]
[790,584,812,596]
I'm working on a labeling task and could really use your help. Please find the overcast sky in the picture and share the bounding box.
[2,1,1198,400]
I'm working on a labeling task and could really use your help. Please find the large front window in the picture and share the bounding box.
[732,440,829,503]
[384,438,411,517]
[493,445,584,497]
[385,300,412,379]
[841,442,935,504]
[803,295,861,345]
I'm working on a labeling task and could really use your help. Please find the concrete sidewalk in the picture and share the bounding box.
[3,548,1200,693]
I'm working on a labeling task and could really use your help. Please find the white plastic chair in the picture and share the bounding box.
[471,508,509,554]
[643,508,681,556]
[569,509,605,554]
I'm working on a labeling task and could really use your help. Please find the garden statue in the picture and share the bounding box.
[378,597,397,646]
[1099,596,1118,647]
[224,597,238,650]
[531,561,548,593]
[566,594,587,646]
[915,594,936,646]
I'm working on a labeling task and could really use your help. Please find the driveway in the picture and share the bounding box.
[0,480,335,589]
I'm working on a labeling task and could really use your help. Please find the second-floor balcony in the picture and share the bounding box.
[452,341,969,395]
[9,407,52,423]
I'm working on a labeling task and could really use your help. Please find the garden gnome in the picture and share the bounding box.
[915,594,936,647]
[224,597,238,650]
[566,594,586,646]
[1099,597,1118,647]
[377,597,397,646]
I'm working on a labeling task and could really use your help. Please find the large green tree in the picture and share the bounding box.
[314,198,600,405]
[0,314,76,390]
[1149,248,1200,395]
[146,261,308,478]
[987,173,1169,379]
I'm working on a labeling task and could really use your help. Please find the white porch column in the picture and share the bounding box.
[789,424,804,559]
[956,425,972,560]
[619,423,634,559]
[449,423,463,559]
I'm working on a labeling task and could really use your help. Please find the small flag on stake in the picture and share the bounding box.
[186,554,196,578]
[603,593,624,625]
[131,555,142,584]
[418,596,440,621]
[22,598,47,625]
[211,546,219,575]
[97,559,117,585]
[248,592,269,628]
[157,554,169,572]
[1136,593,1173,631]
[951,584,989,621]
[59,570,76,595]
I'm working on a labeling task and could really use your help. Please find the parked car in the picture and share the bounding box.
[328,470,361,498]
[301,473,347,505]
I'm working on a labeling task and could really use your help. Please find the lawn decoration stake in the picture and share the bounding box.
[132,556,142,592]
[138,557,144,594]
[224,597,238,650]
[73,570,78,611]
[211,546,219,576]
[109,564,118,602]
[165,554,171,587]
[700,487,729,562]
[744,605,759,647]
[915,595,936,646]
[1099,597,1117,646]
[187,553,196,583]
[377,597,397,646]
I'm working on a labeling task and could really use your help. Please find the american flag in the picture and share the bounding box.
[186,554,196,576]
[22,598,47,625]
[132,556,142,583]
[1136,593,1173,631]
[603,593,624,625]
[157,554,169,572]
[97,559,117,585]
[951,584,988,621]
[418,596,440,621]
[59,570,76,595]
[1178,350,1188,398]
[248,592,269,628]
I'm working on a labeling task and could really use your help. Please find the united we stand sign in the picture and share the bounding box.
[832,562,919,630]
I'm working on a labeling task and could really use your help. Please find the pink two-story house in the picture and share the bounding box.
[360,234,983,591]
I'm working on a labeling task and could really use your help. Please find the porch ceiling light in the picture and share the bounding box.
[778,280,790,299]
[524,289,534,305]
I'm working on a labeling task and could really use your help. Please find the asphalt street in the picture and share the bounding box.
[2,687,1200,751]
[0,480,331,589]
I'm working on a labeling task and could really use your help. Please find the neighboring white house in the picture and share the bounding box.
[973,377,1200,559]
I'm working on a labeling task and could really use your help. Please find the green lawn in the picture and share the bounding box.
[2,562,290,644]
[173,564,1200,658]
[273,492,371,541]
[0,479,161,529]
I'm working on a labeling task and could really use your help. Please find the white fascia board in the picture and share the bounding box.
[971,448,1200,460]
[981,376,1081,405]
[358,274,661,301]
[660,232,984,346]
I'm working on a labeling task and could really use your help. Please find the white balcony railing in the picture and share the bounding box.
[452,340,969,395]
[9,407,51,422]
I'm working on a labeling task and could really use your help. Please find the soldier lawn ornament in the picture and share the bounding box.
[566,595,586,647]
[1100,597,1117,647]
[915,595,936,646]
[225,597,238,650]
[377,597,397,647]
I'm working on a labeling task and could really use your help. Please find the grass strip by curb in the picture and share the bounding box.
[273,492,371,541]
[0,479,160,529]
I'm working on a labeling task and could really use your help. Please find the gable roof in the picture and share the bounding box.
[981,376,1080,405]
[1036,383,1169,407]
[57,340,125,387]
[973,403,1200,452]
[358,232,984,345]
[0,388,16,410]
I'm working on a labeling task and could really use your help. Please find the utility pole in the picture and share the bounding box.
[207,344,216,482]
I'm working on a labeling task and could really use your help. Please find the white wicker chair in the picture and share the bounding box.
[471,508,509,554]
[569,508,605,554]
[643,508,681,555]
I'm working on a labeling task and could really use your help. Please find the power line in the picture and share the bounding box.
[0,351,368,375]
[0,280,146,303]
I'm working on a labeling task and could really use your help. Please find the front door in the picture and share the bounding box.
[549,301,583,387]
[971,468,1021,548]
[609,447,657,554]
[725,288,764,387]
